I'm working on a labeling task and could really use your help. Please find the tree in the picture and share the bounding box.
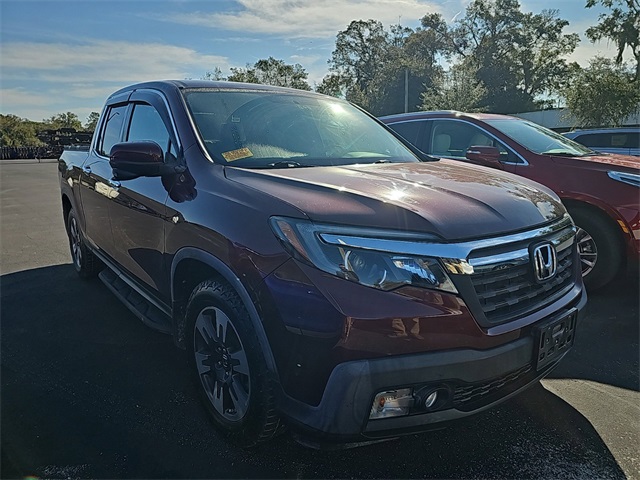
[586,0,640,81]
[326,19,447,115]
[425,0,579,113]
[562,57,640,127]
[315,73,347,97]
[421,61,488,112]
[45,112,82,130]
[227,57,311,90]
[202,67,226,81]
[329,20,390,97]
[84,112,100,131]
[0,114,43,146]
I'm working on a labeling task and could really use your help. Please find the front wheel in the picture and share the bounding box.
[569,207,623,290]
[186,279,280,446]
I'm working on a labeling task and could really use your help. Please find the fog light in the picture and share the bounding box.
[424,391,438,409]
[369,388,414,419]
[416,385,452,412]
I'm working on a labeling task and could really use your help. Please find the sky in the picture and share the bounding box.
[0,0,631,123]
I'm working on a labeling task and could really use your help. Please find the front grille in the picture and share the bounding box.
[470,245,575,323]
[453,364,532,409]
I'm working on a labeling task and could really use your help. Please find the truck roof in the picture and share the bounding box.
[108,80,321,100]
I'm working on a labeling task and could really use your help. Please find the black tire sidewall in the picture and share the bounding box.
[66,208,96,278]
[185,280,277,446]
[570,207,623,290]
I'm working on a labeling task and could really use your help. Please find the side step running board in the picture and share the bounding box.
[99,268,172,334]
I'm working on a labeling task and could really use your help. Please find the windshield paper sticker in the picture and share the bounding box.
[222,147,253,162]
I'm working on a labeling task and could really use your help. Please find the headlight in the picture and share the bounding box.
[608,171,640,187]
[270,217,458,293]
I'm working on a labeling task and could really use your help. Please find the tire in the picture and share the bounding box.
[569,207,623,290]
[66,208,101,278]
[186,279,280,446]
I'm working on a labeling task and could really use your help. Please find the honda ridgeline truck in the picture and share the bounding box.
[59,81,586,446]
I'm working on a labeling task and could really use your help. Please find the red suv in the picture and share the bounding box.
[381,111,640,289]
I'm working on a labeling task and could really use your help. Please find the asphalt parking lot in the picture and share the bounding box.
[1,162,639,479]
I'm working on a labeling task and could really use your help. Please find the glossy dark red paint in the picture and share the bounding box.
[58,82,586,442]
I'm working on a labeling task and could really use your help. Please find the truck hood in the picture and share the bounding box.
[552,152,640,171]
[225,160,565,241]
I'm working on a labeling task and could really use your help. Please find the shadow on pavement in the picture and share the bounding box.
[548,268,639,391]
[1,264,629,479]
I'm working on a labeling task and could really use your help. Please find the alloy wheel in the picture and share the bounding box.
[69,216,83,269]
[193,306,251,422]
[576,226,597,277]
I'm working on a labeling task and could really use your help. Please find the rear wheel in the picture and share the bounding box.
[569,207,623,290]
[66,208,101,278]
[186,279,280,446]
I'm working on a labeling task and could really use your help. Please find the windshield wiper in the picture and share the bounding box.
[540,151,585,157]
[265,160,308,169]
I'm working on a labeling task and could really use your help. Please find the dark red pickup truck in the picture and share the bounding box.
[59,81,585,447]
[380,111,640,289]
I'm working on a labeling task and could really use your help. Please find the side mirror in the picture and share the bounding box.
[110,141,174,180]
[465,145,501,166]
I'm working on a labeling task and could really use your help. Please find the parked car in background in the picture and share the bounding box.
[563,128,640,157]
[380,111,640,289]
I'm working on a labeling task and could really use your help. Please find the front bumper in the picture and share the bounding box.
[278,287,587,442]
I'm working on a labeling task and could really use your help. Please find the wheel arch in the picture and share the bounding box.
[562,198,627,248]
[170,247,279,376]
[61,193,73,232]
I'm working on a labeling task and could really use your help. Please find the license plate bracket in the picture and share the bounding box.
[534,308,577,370]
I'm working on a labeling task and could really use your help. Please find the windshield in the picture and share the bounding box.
[183,89,419,168]
[485,119,595,157]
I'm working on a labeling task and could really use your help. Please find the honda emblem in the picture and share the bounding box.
[533,243,557,282]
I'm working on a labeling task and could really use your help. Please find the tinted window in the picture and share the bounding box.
[127,103,171,154]
[627,133,640,148]
[99,105,127,156]
[388,121,423,145]
[574,133,608,147]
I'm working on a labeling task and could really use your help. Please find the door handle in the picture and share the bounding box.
[108,179,121,188]
[82,165,91,175]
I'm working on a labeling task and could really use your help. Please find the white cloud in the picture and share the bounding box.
[0,40,229,82]
[0,40,230,119]
[0,88,53,109]
[163,0,444,39]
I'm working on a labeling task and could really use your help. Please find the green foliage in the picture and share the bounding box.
[202,67,226,81]
[432,0,579,113]
[315,73,347,97]
[586,0,640,81]
[84,112,100,131]
[421,61,488,112]
[562,57,640,127]
[227,57,311,91]
[45,111,83,130]
[326,19,446,115]
[0,114,44,147]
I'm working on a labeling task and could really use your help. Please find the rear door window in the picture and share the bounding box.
[574,133,608,147]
